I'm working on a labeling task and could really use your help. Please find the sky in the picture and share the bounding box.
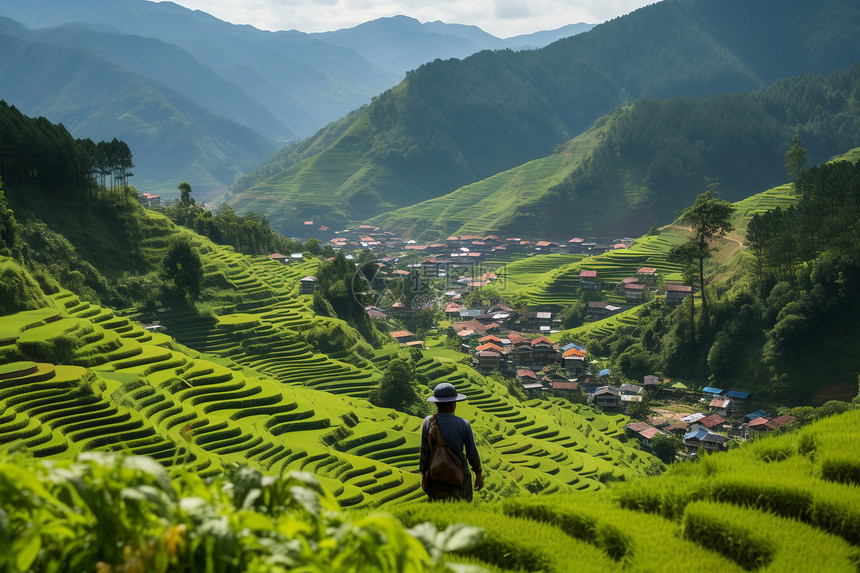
[163,0,657,38]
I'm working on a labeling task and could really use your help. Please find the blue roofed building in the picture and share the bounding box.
[725,390,751,400]
[744,410,768,423]
[683,428,729,453]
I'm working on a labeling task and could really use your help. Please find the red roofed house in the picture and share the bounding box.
[709,397,732,417]
[452,319,499,336]
[580,270,598,290]
[625,422,662,446]
[551,380,580,399]
[478,335,503,344]
[474,350,504,371]
[747,415,795,435]
[366,307,388,320]
[691,413,727,433]
[530,336,557,366]
[269,253,289,264]
[623,282,647,302]
[636,267,658,284]
[517,368,538,381]
[507,333,527,345]
[666,284,693,305]
[445,302,465,320]
[390,330,416,344]
[138,192,161,208]
[476,342,505,354]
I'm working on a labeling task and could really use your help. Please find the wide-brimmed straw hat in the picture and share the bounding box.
[427,382,467,403]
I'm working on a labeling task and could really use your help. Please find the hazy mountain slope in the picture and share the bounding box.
[26,22,294,144]
[230,0,860,236]
[0,0,399,137]
[373,66,860,241]
[0,20,276,196]
[504,22,595,48]
[312,16,514,76]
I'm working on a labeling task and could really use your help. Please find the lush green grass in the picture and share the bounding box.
[230,146,432,232]
[370,153,586,241]
[383,410,860,572]
[0,308,61,340]
[370,117,610,242]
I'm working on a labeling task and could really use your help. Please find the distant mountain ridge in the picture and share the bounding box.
[312,16,594,75]
[229,0,860,237]
[0,0,591,198]
[0,17,276,197]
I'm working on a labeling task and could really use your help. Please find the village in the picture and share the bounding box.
[257,223,792,462]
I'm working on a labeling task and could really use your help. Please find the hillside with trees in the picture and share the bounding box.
[576,147,860,404]
[372,65,860,240]
[229,0,860,236]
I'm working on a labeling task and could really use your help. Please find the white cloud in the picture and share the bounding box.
[162,0,656,37]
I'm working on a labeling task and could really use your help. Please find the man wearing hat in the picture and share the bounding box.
[419,382,483,501]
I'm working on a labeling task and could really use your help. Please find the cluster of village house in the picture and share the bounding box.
[321,225,637,257]
[271,225,775,458]
[623,384,795,457]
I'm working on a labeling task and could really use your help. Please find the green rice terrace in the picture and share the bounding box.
[494,233,690,309]
[0,240,655,512]
[6,395,860,571]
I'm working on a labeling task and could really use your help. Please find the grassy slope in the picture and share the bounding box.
[392,409,860,572]
[0,214,659,509]
[229,102,440,232]
[368,112,611,242]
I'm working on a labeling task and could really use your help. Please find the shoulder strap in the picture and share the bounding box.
[428,414,448,449]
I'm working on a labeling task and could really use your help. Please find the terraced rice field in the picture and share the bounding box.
[0,236,659,508]
[496,234,688,310]
[387,409,860,572]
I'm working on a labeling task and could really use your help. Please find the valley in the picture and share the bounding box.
[1,0,860,570]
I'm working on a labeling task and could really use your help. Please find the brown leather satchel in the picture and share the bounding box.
[427,415,464,486]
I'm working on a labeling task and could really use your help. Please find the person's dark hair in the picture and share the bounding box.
[436,402,455,413]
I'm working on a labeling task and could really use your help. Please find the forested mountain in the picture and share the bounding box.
[0,18,276,198]
[0,0,398,138]
[23,22,294,144]
[229,0,860,237]
[374,66,860,240]
[585,150,860,404]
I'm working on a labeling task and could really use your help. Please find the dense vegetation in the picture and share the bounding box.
[231,0,860,236]
[374,65,860,240]
[163,183,303,256]
[0,451,478,572]
[583,152,860,403]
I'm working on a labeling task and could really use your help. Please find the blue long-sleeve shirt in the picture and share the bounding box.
[419,413,481,475]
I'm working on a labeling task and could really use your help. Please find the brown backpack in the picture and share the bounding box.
[427,415,464,486]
